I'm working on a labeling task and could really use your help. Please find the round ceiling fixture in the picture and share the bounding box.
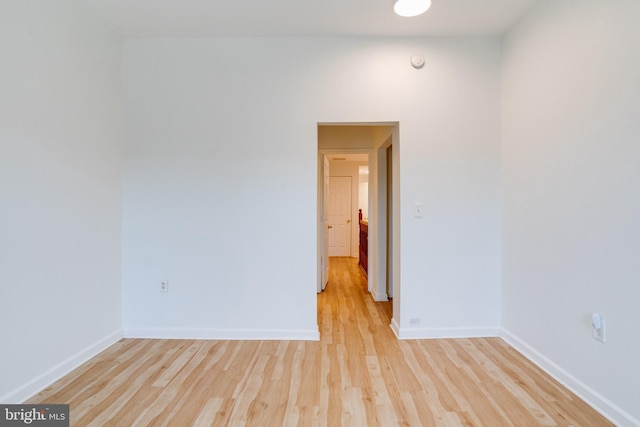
[411,54,425,69]
[393,0,432,17]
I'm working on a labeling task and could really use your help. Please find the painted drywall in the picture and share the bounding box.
[501,1,640,424]
[121,37,502,339]
[359,167,369,220]
[0,1,123,402]
[317,126,376,150]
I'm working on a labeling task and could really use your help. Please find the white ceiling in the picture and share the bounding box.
[81,0,540,38]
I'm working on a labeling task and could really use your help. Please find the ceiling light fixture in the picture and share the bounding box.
[393,0,431,17]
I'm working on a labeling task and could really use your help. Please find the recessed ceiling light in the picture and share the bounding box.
[393,0,432,17]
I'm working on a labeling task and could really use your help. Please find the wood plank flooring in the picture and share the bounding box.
[29,257,612,426]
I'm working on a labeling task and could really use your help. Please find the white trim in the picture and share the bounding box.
[374,143,389,305]
[501,329,639,427]
[371,288,388,302]
[390,317,401,338]
[393,326,500,340]
[0,329,123,404]
[124,328,320,341]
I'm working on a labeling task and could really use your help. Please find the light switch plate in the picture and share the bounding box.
[413,203,423,218]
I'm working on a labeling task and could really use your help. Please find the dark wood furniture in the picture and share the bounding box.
[358,209,368,275]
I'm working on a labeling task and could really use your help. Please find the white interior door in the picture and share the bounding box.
[322,156,330,290]
[328,176,351,257]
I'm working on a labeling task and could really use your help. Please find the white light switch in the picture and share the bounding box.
[413,203,423,218]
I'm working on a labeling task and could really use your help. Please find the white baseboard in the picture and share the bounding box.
[124,328,320,341]
[391,325,500,340]
[390,318,401,338]
[371,289,389,302]
[0,329,123,404]
[501,328,639,427]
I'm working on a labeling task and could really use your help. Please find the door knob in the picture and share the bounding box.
[328,225,333,229]
[347,219,351,224]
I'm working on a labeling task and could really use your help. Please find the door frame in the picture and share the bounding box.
[373,135,395,302]
[318,155,330,292]
[317,123,400,329]
[317,148,371,292]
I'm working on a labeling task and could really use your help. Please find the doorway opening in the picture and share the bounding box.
[317,123,399,325]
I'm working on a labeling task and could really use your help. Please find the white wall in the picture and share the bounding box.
[318,126,376,149]
[501,1,640,425]
[121,37,502,339]
[358,168,369,220]
[0,1,123,402]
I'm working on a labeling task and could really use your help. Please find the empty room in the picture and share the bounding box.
[1,0,638,425]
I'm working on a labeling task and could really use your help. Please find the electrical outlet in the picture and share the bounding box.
[160,280,169,293]
[592,319,606,343]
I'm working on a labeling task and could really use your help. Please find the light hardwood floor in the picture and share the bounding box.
[30,257,612,426]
